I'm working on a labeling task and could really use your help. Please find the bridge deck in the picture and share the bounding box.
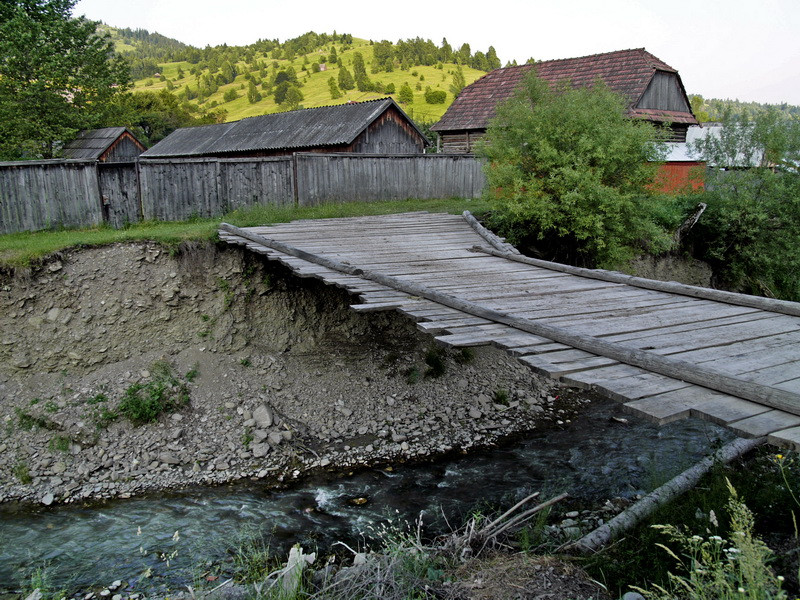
[219,212,800,449]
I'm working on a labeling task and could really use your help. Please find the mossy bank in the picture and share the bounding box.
[0,241,580,506]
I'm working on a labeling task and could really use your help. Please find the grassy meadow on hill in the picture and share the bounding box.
[111,28,494,125]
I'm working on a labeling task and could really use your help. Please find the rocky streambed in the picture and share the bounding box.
[0,240,580,507]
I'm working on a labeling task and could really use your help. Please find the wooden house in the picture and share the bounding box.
[62,127,146,162]
[142,98,428,159]
[431,48,698,153]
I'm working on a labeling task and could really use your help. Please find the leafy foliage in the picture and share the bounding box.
[118,361,190,425]
[684,109,800,300]
[479,72,671,267]
[0,0,130,159]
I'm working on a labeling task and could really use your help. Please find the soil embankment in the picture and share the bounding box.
[0,241,578,505]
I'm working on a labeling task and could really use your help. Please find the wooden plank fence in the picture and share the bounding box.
[0,153,486,234]
[0,160,105,235]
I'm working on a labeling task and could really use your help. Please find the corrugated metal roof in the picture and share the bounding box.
[143,98,423,158]
[62,127,129,159]
[431,48,697,132]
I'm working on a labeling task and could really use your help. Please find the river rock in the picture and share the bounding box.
[41,492,54,506]
[469,408,482,419]
[158,452,180,465]
[253,404,273,428]
[251,443,271,458]
[267,431,283,446]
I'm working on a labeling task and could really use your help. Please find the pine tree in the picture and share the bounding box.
[398,82,414,104]
[338,65,355,90]
[328,77,341,99]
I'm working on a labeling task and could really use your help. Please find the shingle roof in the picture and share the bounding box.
[62,127,130,160]
[143,98,425,158]
[431,48,696,132]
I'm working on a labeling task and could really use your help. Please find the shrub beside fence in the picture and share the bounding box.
[0,153,487,234]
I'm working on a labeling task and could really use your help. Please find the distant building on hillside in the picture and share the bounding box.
[430,48,698,153]
[142,98,428,159]
[62,127,146,162]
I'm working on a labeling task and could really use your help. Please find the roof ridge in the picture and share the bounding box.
[234,97,394,125]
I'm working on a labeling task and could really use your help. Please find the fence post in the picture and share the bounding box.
[292,152,300,206]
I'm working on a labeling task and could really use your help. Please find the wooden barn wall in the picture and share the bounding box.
[438,131,485,154]
[102,135,145,163]
[294,153,486,206]
[0,160,103,235]
[98,163,141,227]
[351,110,426,154]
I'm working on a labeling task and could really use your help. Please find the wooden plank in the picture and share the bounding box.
[520,353,618,378]
[768,426,800,450]
[728,410,800,437]
[623,387,721,424]
[690,396,771,426]
[584,371,692,402]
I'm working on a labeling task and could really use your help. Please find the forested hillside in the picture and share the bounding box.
[106,27,499,125]
[690,94,800,121]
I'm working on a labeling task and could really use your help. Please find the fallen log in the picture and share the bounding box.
[568,436,766,554]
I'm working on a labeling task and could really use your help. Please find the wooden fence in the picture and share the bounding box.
[0,153,486,234]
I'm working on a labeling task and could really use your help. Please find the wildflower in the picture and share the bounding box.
[738,587,746,593]
[172,530,180,542]
[709,509,719,527]
[778,575,785,582]
[691,535,702,542]
[776,454,784,460]
[710,535,723,542]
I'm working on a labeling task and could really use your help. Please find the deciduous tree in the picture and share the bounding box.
[479,72,669,267]
[0,0,130,159]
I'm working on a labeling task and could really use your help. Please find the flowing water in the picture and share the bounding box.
[0,398,733,593]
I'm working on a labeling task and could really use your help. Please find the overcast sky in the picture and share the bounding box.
[73,0,800,105]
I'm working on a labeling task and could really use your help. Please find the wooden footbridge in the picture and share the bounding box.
[219,212,800,449]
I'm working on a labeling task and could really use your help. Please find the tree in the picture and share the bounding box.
[338,65,355,91]
[0,0,130,159]
[223,88,238,102]
[685,109,800,300]
[328,76,341,99]
[424,87,446,104]
[103,89,225,146]
[398,82,414,104]
[450,66,466,98]
[247,80,262,104]
[352,51,371,91]
[282,85,304,110]
[478,72,669,268]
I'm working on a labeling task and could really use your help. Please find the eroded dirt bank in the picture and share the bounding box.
[0,241,581,505]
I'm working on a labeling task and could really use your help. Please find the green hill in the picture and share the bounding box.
[109,28,498,125]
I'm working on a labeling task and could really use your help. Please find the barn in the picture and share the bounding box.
[430,48,698,153]
[142,98,428,159]
[62,127,146,162]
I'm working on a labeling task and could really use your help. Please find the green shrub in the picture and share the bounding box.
[118,361,190,425]
[479,71,671,268]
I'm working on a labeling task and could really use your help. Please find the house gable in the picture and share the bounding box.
[431,48,697,152]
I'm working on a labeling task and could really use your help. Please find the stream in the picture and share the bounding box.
[0,398,733,593]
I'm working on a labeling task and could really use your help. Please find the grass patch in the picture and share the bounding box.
[48,434,71,453]
[118,360,190,425]
[13,461,32,484]
[423,346,447,378]
[14,408,56,431]
[0,198,489,268]
[493,388,510,406]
